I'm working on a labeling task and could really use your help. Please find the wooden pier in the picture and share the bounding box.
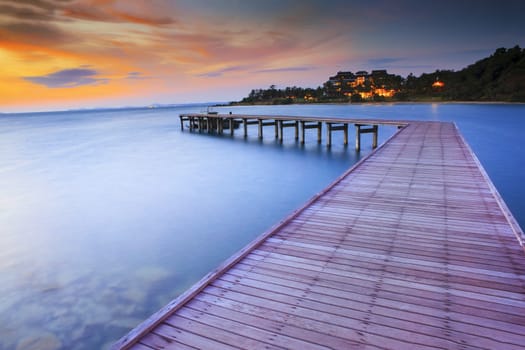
[179,113,405,150]
[113,119,525,349]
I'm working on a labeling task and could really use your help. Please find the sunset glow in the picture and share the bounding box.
[1,0,523,112]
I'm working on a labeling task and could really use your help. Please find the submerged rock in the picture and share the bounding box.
[16,332,62,350]
[121,286,148,304]
[109,316,143,329]
[134,265,172,284]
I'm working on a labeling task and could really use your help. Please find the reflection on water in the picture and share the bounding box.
[0,103,524,349]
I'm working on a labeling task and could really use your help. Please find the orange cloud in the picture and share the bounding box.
[0,0,355,111]
[59,0,176,26]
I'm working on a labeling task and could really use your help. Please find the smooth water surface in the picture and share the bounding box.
[0,103,523,349]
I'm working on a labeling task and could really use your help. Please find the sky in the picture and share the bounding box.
[0,0,524,112]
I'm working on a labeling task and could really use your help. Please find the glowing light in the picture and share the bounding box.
[432,80,445,88]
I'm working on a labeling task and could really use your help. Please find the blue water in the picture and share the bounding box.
[0,103,523,349]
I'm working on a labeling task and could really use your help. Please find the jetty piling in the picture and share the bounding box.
[256,119,279,139]
[355,123,378,151]
[326,122,349,147]
[180,113,391,150]
[277,120,299,142]
[242,118,258,138]
[299,120,323,144]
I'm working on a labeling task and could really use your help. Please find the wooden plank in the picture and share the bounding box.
[128,343,155,350]
[223,267,525,337]
[185,298,366,349]
[136,332,197,350]
[198,289,445,350]
[153,323,240,349]
[170,307,330,350]
[202,284,509,350]
[232,260,525,324]
[235,258,525,321]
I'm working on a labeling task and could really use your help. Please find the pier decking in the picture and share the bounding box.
[113,119,525,349]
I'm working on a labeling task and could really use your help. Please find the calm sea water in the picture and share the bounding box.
[0,103,523,349]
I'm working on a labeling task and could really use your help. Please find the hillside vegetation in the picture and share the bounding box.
[234,46,525,104]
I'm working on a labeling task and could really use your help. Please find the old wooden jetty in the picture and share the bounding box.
[178,113,405,150]
[113,118,525,349]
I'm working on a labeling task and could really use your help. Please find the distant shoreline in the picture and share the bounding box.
[4,100,524,115]
[217,100,525,108]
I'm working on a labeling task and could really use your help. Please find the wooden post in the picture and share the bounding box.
[343,123,348,145]
[300,121,305,144]
[278,120,283,142]
[355,124,361,151]
[229,118,234,136]
[258,119,263,139]
[327,122,332,147]
[317,122,322,143]
[274,120,279,138]
[179,116,184,130]
[372,125,378,148]
[294,120,299,140]
[243,118,248,137]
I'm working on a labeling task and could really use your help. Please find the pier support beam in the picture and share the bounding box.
[218,118,223,134]
[326,123,349,147]
[242,118,258,138]
[300,121,322,144]
[355,124,378,151]
[278,120,299,142]
[257,119,278,139]
[327,123,332,147]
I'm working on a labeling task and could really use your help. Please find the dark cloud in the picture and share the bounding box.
[197,65,250,78]
[367,58,405,66]
[2,21,74,44]
[0,3,56,21]
[127,72,142,78]
[0,0,74,21]
[0,0,78,46]
[0,0,176,26]
[59,1,176,26]
[23,67,109,88]
[125,72,152,80]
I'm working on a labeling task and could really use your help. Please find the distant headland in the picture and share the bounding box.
[230,46,525,105]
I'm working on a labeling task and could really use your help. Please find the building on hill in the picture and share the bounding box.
[325,69,401,100]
